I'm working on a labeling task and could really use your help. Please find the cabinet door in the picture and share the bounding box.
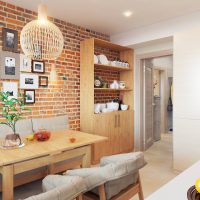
[119,110,134,153]
[93,113,116,163]
[110,113,120,155]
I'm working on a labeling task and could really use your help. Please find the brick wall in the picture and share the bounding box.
[0,1,121,130]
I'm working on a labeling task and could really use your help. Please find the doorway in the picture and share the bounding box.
[134,50,173,151]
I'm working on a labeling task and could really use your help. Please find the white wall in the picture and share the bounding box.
[152,56,173,77]
[173,28,200,171]
[111,10,200,46]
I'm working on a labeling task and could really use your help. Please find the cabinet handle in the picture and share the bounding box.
[115,115,117,128]
[118,114,120,127]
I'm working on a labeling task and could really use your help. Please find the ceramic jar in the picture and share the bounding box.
[119,81,126,89]
[110,80,119,89]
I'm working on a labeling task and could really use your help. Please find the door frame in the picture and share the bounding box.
[134,49,173,151]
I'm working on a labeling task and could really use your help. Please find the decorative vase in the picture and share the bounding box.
[113,80,119,89]
[34,129,51,141]
[2,133,24,149]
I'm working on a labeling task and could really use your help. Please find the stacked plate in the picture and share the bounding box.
[96,54,109,65]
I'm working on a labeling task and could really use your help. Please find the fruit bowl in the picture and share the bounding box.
[34,129,51,141]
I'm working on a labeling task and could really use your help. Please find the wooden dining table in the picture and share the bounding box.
[0,129,107,200]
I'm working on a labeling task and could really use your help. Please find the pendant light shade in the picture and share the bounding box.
[20,4,64,60]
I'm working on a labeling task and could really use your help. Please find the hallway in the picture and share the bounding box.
[132,134,179,199]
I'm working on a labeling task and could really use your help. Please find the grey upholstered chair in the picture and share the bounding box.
[24,175,86,200]
[43,152,146,200]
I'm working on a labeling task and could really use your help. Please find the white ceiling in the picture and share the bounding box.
[6,0,200,35]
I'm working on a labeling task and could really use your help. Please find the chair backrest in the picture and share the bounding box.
[0,118,33,139]
[32,115,69,132]
[66,157,145,190]
[0,115,69,139]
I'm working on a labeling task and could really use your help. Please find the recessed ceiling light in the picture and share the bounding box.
[123,11,133,18]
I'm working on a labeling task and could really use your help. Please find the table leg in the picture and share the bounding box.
[48,163,55,174]
[81,145,91,168]
[2,165,14,200]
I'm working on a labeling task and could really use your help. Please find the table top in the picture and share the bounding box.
[0,130,107,166]
[145,161,200,200]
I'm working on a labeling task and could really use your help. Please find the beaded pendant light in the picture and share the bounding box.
[20,4,64,60]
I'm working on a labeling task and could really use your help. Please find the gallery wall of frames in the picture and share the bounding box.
[1,27,47,105]
[0,1,121,130]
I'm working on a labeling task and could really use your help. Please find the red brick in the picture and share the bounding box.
[0,0,112,130]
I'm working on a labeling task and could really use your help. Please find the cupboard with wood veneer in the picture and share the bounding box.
[80,38,134,164]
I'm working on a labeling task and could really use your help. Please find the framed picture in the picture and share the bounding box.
[32,60,45,73]
[39,76,48,87]
[20,74,39,89]
[3,82,18,99]
[2,28,18,52]
[0,51,20,80]
[20,54,31,72]
[24,90,35,104]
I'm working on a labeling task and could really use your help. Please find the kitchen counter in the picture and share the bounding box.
[145,160,200,200]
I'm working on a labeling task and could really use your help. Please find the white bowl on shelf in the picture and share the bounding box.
[121,104,129,111]
[106,102,119,111]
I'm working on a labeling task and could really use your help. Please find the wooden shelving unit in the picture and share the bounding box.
[94,88,132,91]
[80,38,134,164]
[94,63,132,72]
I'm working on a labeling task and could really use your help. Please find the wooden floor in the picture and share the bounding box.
[131,133,179,200]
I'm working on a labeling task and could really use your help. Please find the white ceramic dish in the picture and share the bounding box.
[97,55,109,65]
[121,104,129,110]
[102,108,114,113]
[99,103,106,112]
[94,104,101,113]
[94,55,98,64]
[106,102,119,111]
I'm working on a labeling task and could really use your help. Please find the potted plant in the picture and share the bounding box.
[0,92,30,148]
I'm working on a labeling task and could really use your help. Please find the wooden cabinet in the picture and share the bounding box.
[93,111,133,163]
[80,38,134,164]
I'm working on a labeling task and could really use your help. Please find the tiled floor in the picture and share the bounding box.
[0,133,179,200]
[131,133,179,200]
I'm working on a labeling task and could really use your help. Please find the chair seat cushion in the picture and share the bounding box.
[32,115,69,132]
[42,175,86,192]
[40,175,86,200]
[24,182,83,200]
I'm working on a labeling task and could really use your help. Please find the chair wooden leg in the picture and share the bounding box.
[98,184,106,200]
[138,175,144,200]
[76,194,83,200]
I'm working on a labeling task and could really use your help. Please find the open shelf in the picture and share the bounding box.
[94,88,132,91]
[94,38,132,51]
[94,110,132,115]
[94,63,131,72]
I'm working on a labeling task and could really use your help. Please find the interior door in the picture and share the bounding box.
[143,60,154,150]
